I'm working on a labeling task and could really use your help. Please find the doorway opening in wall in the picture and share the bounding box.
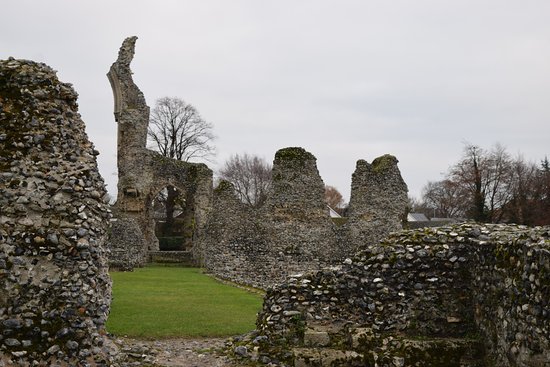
[152,185,192,252]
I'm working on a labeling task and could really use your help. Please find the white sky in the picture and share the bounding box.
[2,1,550,201]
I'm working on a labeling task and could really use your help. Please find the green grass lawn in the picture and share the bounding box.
[106,266,263,338]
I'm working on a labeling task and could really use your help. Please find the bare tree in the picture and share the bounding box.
[148,96,215,161]
[219,153,272,207]
[407,195,425,214]
[449,144,488,221]
[324,185,345,212]
[535,157,550,224]
[148,97,215,234]
[151,186,186,236]
[448,143,513,222]
[503,156,538,225]
[421,143,550,225]
[421,179,468,218]
[502,156,550,226]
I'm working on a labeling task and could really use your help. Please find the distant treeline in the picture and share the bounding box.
[412,143,550,226]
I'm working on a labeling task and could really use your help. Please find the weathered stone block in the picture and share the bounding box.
[304,330,331,347]
[293,347,363,367]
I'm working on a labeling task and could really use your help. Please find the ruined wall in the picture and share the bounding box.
[107,216,147,270]
[0,59,113,365]
[346,154,409,252]
[266,148,328,221]
[473,227,550,366]
[199,181,272,285]
[246,223,549,366]
[201,148,336,288]
[107,37,213,265]
[201,147,408,289]
[263,148,340,264]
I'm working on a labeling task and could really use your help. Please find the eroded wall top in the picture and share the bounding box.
[266,147,327,221]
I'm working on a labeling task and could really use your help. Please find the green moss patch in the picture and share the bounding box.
[274,147,315,163]
[371,154,397,173]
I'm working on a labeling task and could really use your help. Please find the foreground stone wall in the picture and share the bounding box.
[201,147,409,289]
[248,223,549,366]
[473,227,550,366]
[0,59,113,365]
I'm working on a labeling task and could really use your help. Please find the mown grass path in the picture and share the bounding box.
[106,266,263,338]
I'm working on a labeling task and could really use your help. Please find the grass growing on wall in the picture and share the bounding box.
[106,266,263,338]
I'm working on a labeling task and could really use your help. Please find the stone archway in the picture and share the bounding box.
[107,37,213,268]
[148,182,200,253]
[150,185,185,239]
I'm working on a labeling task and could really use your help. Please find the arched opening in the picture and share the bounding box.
[150,185,194,251]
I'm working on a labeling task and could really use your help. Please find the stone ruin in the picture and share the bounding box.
[0,42,410,364]
[237,223,550,366]
[107,37,410,287]
[1,37,549,367]
[0,59,113,365]
[199,148,409,288]
[107,36,213,269]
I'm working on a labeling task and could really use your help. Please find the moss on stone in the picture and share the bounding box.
[214,180,234,194]
[331,217,349,226]
[371,154,397,173]
[274,147,315,164]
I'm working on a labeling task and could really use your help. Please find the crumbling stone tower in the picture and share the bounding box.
[107,37,213,265]
[263,147,338,262]
[346,154,409,251]
[0,58,113,365]
[266,147,327,220]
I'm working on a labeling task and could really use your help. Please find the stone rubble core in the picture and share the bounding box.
[239,223,550,366]
[0,58,113,365]
[107,36,213,270]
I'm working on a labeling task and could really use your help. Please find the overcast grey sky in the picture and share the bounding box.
[2,1,550,201]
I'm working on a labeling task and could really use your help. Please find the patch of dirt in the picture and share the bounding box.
[115,337,237,367]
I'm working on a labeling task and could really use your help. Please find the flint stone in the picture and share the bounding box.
[5,338,21,347]
[2,319,22,329]
[234,345,248,357]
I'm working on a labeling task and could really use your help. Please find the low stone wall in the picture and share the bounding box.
[149,251,197,266]
[248,223,549,366]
